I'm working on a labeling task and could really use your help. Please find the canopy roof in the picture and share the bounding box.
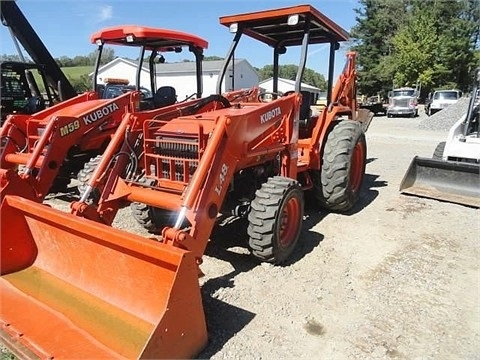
[90,25,208,50]
[219,4,349,47]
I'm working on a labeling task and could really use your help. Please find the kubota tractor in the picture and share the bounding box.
[0,25,210,202]
[0,5,372,359]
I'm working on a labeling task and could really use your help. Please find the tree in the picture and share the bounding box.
[204,56,224,61]
[0,54,24,62]
[69,74,92,93]
[390,10,438,89]
[391,0,479,94]
[97,47,115,65]
[352,0,480,97]
[351,0,409,97]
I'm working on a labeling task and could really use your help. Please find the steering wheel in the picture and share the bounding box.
[190,94,231,113]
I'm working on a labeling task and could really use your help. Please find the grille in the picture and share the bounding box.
[144,136,199,184]
[155,138,198,159]
[392,98,410,107]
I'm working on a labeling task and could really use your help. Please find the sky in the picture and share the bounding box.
[0,0,360,78]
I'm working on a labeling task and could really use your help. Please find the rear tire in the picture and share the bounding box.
[311,120,366,212]
[433,141,446,160]
[247,176,304,264]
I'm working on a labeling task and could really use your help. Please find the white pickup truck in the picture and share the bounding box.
[425,89,462,116]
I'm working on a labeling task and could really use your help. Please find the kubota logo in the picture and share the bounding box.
[260,107,281,124]
[83,102,119,125]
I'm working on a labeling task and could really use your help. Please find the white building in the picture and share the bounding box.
[91,58,259,100]
[259,77,326,103]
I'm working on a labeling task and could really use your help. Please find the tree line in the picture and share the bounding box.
[352,0,480,100]
[0,48,116,68]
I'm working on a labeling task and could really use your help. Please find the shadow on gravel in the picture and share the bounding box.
[346,172,388,214]
[198,293,255,359]
[199,210,325,358]
[286,207,325,265]
[366,156,377,164]
[205,206,326,267]
[199,219,257,358]
[199,173,394,357]
[44,186,80,202]
[301,171,386,219]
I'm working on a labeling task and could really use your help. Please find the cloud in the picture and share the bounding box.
[307,44,329,58]
[95,5,113,23]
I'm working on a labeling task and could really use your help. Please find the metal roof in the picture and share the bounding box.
[154,59,244,74]
[219,4,349,47]
[91,58,248,76]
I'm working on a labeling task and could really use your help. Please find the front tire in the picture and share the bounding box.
[77,155,102,203]
[311,120,367,212]
[131,202,173,234]
[247,176,304,264]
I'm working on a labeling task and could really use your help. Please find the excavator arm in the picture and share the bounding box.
[329,51,358,116]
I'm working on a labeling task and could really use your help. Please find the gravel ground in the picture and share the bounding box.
[419,97,471,131]
[2,106,479,359]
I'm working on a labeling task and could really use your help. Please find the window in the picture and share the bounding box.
[434,91,460,100]
[392,89,415,97]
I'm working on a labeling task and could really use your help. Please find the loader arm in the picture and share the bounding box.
[72,95,238,225]
[0,91,138,202]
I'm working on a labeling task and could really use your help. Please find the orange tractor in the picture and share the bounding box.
[0,4,372,359]
[0,25,212,201]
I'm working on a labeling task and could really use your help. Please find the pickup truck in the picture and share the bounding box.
[425,89,462,116]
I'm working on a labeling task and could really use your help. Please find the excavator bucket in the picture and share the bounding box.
[399,156,480,208]
[0,195,207,359]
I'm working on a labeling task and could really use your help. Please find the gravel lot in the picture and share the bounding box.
[193,107,479,360]
[3,105,479,359]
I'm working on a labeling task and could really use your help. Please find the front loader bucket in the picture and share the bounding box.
[399,156,480,208]
[0,195,207,359]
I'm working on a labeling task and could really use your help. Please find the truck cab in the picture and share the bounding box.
[425,89,462,116]
[387,87,419,118]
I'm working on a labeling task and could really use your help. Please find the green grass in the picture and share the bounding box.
[61,65,93,79]
[32,65,92,82]
[31,66,93,92]
[1,346,16,360]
